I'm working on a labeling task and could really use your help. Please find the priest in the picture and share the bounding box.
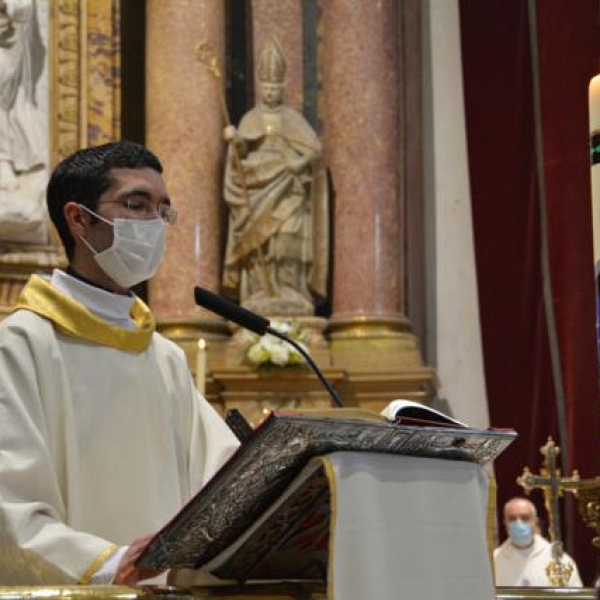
[0,141,239,585]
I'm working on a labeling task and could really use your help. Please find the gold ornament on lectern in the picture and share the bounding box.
[564,476,600,550]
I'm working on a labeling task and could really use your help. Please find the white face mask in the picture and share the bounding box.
[79,205,166,288]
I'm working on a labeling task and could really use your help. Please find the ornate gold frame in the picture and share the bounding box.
[50,0,121,165]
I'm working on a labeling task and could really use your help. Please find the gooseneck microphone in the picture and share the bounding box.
[194,286,270,336]
[194,286,344,408]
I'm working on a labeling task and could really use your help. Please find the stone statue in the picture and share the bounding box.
[222,37,328,316]
[0,0,48,247]
[0,0,45,191]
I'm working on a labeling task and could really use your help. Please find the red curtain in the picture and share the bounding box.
[460,0,600,584]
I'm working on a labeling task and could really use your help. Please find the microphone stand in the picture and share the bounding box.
[266,326,344,408]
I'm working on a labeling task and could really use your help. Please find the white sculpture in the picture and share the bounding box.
[0,0,47,246]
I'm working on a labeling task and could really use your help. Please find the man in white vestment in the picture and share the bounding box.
[494,497,582,587]
[0,141,240,585]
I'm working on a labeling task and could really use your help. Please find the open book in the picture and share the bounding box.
[381,399,470,428]
[137,405,516,580]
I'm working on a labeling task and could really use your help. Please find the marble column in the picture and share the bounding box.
[146,1,229,394]
[323,0,422,372]
[251,0,304,112]
[146,0,224,321]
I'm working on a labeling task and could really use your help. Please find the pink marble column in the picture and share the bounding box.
[323,0,404,321]
[146,0,225,323]
[251,0,304,112]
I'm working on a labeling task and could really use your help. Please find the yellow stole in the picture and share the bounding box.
[13,274,155,352]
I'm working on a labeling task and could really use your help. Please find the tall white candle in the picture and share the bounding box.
[589,74,600,275]
[196,338,207,396]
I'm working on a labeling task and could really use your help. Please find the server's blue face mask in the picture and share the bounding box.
[508,519,533,547]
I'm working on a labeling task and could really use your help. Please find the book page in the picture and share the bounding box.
[381,399,469,428]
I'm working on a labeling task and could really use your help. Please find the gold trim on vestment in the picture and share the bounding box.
[78,544,119,585]
[13,275,155,352]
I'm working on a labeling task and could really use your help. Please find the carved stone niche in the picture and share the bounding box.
[0,0,120,320]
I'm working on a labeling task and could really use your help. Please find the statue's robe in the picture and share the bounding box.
[0,0,44,171]
[223,104,328,309]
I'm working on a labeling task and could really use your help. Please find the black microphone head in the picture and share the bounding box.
[194,287,270,335]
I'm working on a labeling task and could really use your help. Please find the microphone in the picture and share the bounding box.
[194,286,344,408]
[194,286,269,335]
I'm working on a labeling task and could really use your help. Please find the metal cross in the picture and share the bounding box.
[517,436,580,586]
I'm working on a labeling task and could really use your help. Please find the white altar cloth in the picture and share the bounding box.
[324,452,494,600]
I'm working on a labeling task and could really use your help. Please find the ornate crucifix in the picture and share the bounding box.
[517,436,580,586]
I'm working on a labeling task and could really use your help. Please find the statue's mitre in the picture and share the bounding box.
[258,37,286,84]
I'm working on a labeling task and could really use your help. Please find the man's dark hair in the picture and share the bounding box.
[47,140,163,259]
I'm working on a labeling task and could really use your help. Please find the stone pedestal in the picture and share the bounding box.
[211,367,345,426]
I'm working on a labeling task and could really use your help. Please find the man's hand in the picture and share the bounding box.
[113,534,165,586]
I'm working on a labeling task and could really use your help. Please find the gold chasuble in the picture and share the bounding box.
[0,274,239,584]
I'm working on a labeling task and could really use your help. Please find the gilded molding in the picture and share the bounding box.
[51,0,121,165]
[326,315,413,339]
[157,319,232,342]
[51,0,81,165]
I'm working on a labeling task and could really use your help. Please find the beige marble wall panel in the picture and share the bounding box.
[146,0,225,321]
[86,0,120,146]
[252,0,303,112]
[323,0,403,319]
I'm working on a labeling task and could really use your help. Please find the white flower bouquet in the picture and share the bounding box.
[244,320,309,367]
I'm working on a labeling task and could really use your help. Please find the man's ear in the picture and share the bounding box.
[64,202,90,240]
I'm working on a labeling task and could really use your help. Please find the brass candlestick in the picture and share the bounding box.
[564,475,600,549]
